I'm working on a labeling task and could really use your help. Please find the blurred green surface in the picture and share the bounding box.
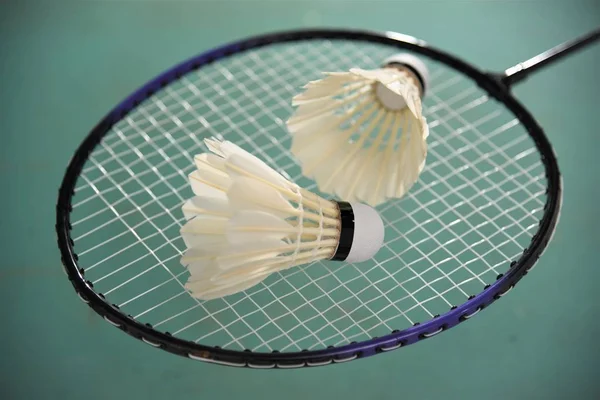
[1,1,599,399]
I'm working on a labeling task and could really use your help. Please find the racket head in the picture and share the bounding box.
[56,28,562,368]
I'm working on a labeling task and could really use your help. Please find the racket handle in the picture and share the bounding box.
[502,27,600,87]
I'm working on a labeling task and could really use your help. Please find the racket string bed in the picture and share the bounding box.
[71,43,542,351]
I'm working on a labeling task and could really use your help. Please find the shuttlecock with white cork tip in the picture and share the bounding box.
[179,138,385,300]
[286,53,431,207]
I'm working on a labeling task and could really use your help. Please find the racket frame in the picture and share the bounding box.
[56,28,566,368]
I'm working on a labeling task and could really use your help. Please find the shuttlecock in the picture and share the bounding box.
[286,53,431,207]
[179,138,385,300]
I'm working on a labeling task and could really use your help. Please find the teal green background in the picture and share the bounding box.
[1,1,599,399]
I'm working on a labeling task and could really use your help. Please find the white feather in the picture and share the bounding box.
[291,128,342,164]
[185,276,266,300]
[187,260,220,281]
[226,153,289,189]
[213,247,334,287]
[292,80,365,104]
[228,210,294,243]
[188,171,227,197]
[195,152,226,170]
[227,177,295,217]
[181,197,205,220]
[180,215,228,248]
[212,264,276,286]
[215,238,287,271]
[180,247,214,266]
[193,154,231,189]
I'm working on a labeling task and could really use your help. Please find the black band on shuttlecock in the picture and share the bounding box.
[332,201,355,261]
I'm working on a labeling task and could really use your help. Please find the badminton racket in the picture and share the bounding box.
[56,27,599,368]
